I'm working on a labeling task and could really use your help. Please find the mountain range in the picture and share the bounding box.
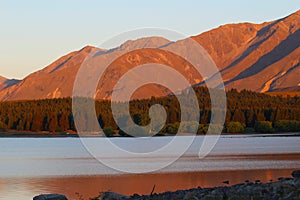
[1,10,300,101]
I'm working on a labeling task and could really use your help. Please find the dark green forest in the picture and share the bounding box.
[0,87,300,135]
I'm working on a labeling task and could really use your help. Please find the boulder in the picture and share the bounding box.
[100,192,128,200]
[291,170,300,178]
[33,194,68,200]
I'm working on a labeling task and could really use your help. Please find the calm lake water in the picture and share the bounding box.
[0,135,299,199]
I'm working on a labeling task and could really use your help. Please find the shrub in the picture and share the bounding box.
[254,121,274,133]
[180,121,199,134]
[274,120,300,132]
[198,124,209,135]
[103,127,115,137]
[226,122,245,133]
[205,124,224,135]
[118,125,149,137]
[118,129,130,137]
[165,123,179,135]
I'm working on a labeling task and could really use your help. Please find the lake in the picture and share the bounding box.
[0,135,299,199]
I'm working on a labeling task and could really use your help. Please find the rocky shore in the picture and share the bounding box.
[34,170,300,200]
[100,170,300,200]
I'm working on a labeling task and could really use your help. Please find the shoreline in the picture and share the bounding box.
[98,170,300,200]
[27,169,299,199]
[0,131,79,138]
[32,169,300,199]
[0,131,299,138]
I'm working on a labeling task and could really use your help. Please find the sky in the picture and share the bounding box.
[0,0,299,79]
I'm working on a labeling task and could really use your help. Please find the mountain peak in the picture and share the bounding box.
[119,36,171,51]
[0,76,20,91]
[79,45,98,53]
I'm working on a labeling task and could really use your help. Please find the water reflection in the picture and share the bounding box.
[0,169,296,200]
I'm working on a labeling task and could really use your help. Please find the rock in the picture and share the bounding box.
[255,180,261,184]
[291,170,300,178]
[183,190,198,200]
[278,177,293,182]
[91,174,300,200]
[132,193,140,198]
[284,191,295,200]
[233,183,245,188]
[293,178,300,187]
[100,192,128,200]
[222,180,230,185]
[33,194,67,200]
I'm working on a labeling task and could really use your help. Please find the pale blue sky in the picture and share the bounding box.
[0,0,299,79]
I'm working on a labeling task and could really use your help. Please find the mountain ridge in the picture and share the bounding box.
[1,10,300,101]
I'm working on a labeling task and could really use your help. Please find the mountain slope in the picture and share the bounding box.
[0,76,7,91]
[0,10,300,101]
[0,76,6,84]
[219,10,300,92]
[0,46,97,101]
[0,37,173,101]
[0,76,20,91]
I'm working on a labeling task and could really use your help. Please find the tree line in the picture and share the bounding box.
[0,87,299,135]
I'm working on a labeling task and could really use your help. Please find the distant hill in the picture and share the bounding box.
[0,76,20,91]
[0,76,7,85]
[0,10,299,101]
